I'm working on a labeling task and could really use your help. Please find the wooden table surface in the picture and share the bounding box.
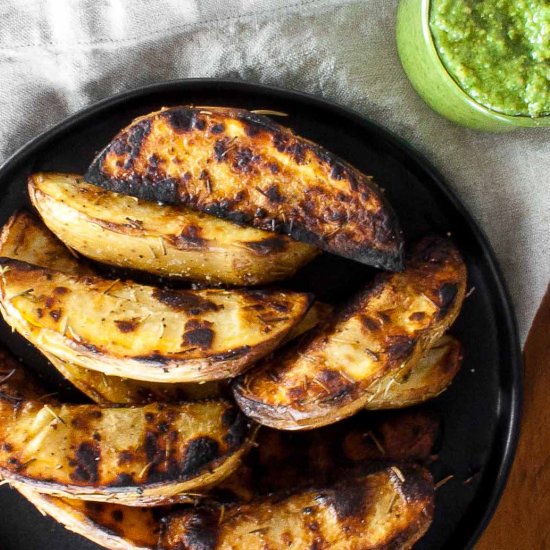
[476,283,550,550]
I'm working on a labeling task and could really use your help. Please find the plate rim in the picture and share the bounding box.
[0,77,522,549]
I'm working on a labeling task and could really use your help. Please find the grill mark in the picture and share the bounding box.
[152,289,221,314]
[164,109,196,132]
[114,319,138,333]
[183,320,215,349]
[111,472,134,486]
[386,336,415,361]
[221,406,248,449]
[180,437,220,476]
[233,147,257,173]
[111,509,124,522]
[211,122,225,134]
[53,286,69,295]
[264,184,283,203]
[331,483,367,520]
[177,509,219,550]
[49,309,62,321]
[244,236,288,255]
[360,315,381,331]
[169,224,207,250]
[70,442,100,483]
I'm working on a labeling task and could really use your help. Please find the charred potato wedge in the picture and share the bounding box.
[215,408,439,502]
[233,236,466,429]
[160,467,434,550]
[13,484,159,550]
[85,106,403,270]
[365,334,462,409]
[0,351,160,548]
[0,258,312,383]
[29,172,318,286]
[0,391,250,506]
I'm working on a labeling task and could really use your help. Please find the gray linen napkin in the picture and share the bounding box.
[0,0,548,342]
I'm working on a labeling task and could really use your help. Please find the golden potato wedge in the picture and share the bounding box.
[0,351,162,548]
[41,299,326,405]
[29,172,318,286]
[0,209,93,275]
[214,408,439,502]
[13,485,159,550]
[365,334,462,409]
[160,466,434,550]
[0,258,312,383]
[85,106,403,270]
[0,391,250,506]
[45,351,222,404]
[233,236,466,429]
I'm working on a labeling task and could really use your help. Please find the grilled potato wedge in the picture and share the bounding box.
[160,467,434,550]
[0,391,250,506]
[49,298,328,405]
[0,258,312,383]
[29,172,318,286]
[0,209,93,275]
[365,334,462,409]
[44,351,222,404]
[214,408,439,502]
[85,106,403,270]
[0,351,161,548]
[233,236,466,429]
[13,485,159,550]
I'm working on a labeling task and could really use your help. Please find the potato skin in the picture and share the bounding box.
[29,172,318,286]
[85,106,403,270]
[365,334,462,409]
[233,236,467,430]
[0,395,250,506]
[13,485,159,550]
[0,258,312,383]
[160,466,434,550]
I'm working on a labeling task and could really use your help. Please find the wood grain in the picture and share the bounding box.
[476,282,550,550]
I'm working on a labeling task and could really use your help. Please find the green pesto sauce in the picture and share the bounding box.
[430,0,550,117]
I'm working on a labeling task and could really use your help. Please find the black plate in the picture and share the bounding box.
[0,79,521,550]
